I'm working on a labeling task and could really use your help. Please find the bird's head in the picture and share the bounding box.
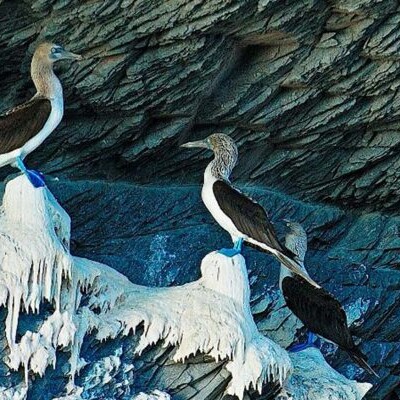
[33,42,82,65]
[181,133,238,179]
[283,220,308,261]
[181,133,237,154]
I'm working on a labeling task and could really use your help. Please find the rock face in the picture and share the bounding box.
[0,0,399,399]
[46,179,397,400]
[0,176,375,400]
[0,0,400,212]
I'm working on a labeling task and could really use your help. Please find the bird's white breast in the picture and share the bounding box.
[202,166,289,259]
[201,165,243,243]
[21,96,64,158]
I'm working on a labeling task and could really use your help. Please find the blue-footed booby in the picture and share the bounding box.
[181,133,314,285]
[281,221,378,377]
[0,42,81,187]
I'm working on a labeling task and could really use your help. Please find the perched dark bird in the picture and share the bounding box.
[281,221,378,377]
[181,133,313,285]
[0,42,81,187]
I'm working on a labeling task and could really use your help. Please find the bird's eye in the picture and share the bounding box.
[51,47,58,54]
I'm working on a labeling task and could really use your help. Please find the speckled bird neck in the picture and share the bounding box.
[31,52,62,99]
[208,135,238,181]
[285,224,308,263]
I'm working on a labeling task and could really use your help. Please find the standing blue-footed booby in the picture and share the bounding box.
[181,133,314,285]
[281,221,378,377]
[0,42,81,187]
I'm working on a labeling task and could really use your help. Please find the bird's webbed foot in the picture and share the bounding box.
[15,157,46,188]
[218,247,241,257]
[287,331,320,353]
[26,169,46,188]
[218,238,243,258]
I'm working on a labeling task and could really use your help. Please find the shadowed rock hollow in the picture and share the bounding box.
[0,0,399,399]
[1,0,400,213]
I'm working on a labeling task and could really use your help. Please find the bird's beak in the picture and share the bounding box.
[60,49,82,61]
[180,140,209,149]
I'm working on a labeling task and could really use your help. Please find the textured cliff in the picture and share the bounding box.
[0,0,399,399]
[1,0,400,212]
[0,176,376,400]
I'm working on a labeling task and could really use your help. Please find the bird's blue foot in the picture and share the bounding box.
[218,247,241,257]
[218,238,243,258]
[288,332,320,353]
[26,169,46,188]
[15,157,46,188]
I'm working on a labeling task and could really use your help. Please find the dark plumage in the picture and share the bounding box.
[283,274,354,348]
[213,180,296,260]
[281,221,378,377]
[0,96,51,153]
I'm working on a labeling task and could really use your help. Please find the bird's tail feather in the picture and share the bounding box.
[348,346,379,378]
[275,252,319,288]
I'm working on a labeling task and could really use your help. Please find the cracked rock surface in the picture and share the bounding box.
[1,0,400,212]
[45,178,397,400]
[0,0,399,399]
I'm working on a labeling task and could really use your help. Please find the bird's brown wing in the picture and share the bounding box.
[213,179,295,259]
[283,275,378,376]
[282,274,355,349]
[0,96,51,153]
